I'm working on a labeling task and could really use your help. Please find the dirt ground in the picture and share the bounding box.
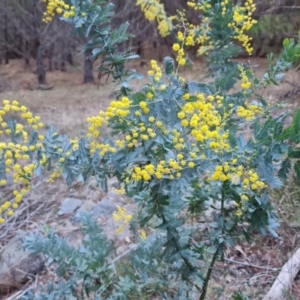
[1,57,300,299]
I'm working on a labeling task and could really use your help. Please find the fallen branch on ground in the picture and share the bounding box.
[263,247,300,300]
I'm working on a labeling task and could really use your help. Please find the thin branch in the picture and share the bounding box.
[225,258,280,272]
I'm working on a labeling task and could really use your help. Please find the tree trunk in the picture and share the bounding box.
[24,40,30,67]
[66,52,73,65]
[48,44,54,71]
[36,43,46,85]
[83,48,94,83]
[31,0,46,84]
[48,56,53,71]
[4,0,9,64]
[60,39,66,71]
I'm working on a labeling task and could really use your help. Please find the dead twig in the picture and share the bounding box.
[225,258,280,272]
[4,285,33,300]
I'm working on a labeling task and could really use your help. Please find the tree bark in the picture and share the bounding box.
[47,44,54,71]
[83,48,94,83]
[4,0,9,64]
[36,42,46,85]
[32,0,46,85]
[24,40,30,67]
[66,51,73,65]
[60,39,66,71]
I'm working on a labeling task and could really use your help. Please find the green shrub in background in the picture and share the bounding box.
[1,0,300,299]
[249,13,300,57]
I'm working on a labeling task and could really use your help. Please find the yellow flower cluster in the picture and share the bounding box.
[170,129,186,150]
[235,172,265,217]
[238,65,252,90]
[112,187,126,195]
[47,169,63,183]
[211,162,238,182]
[125,125,157,147]
[87,97,132,153]
[173,31,187,66]
[235,193,249,217]
[0,101,76,225]
[93,142,117,155]
[0,187,30,223]
[136,0,174,37]
[0,144,42,173]
[70,138,79,151]
[131,154,196,182]
[148,60,163,82]
[211,163,265,190]
[0,100,46,223]
[106,97,131,118]
[139,229,147,240]
[221,0,229,16]
[42,0,76,22]
[184,0,257,56]
[228,0,257,54]
[125,126,206,183]
[138,101,149,115]
[187,0,211,11]
[189,17,212,56]
[98,84,190,150]
[112,206,133,234]
[178,93,229,152]
[87,112,107,139]
[171,12,197,67]
[0,100,44,136]
[242,170,265,190]
[240,75,251,90]
[236,104,263,121]
[0,101,44,165]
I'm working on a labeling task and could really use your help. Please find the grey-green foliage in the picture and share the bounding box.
[232,292,250,300]
[11,2,300,300]
[22,214,113,299]
[21,213,199,300]
[278,107,300,182]
[64,0,139,87]
[18,28,300,300]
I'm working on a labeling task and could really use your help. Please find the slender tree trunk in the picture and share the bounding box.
[54,61,59,70]
[36,42,46,85]
[66,51,73,65]
[4,0,9,64]
[48,56,53,71]
[83,48,94,83]
[32,0,46,84]
[48,44,53,71]
[24,40,30,67]
[60,39,66,71]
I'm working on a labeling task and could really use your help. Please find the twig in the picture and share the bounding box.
[0,179,56,241]
[112,244,138,264]
[283,79,300,88]
[225,258,280,271]
[4,285,33,300]
[111,243,138,274]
